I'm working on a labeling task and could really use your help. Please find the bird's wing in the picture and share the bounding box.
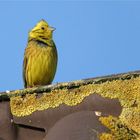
[23,54,28,88]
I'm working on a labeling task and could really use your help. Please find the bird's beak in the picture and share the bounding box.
[49,26,56,31]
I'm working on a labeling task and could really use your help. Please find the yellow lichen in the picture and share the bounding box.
[99,116,139,140]
[10,76,140,139]
[11,93,37,116]
[99,133,114,140]
[10,88,89,116]
[96,77,140,107]
[120,107,140,134]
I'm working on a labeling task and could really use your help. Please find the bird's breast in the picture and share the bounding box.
[25,41,57,87]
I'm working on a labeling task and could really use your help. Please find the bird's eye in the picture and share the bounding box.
[41,27,45,30]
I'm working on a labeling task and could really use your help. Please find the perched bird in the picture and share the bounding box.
[23,19,58,88]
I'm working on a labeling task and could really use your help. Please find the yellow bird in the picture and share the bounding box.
[23,19,58,88]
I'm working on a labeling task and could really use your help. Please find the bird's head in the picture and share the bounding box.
[29,19,55,42]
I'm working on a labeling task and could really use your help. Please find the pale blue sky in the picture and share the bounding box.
[0,1,140,91]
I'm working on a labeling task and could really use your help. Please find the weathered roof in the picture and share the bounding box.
[0,70,140,140]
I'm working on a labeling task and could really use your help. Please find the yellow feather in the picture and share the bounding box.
[23,20,57,88]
